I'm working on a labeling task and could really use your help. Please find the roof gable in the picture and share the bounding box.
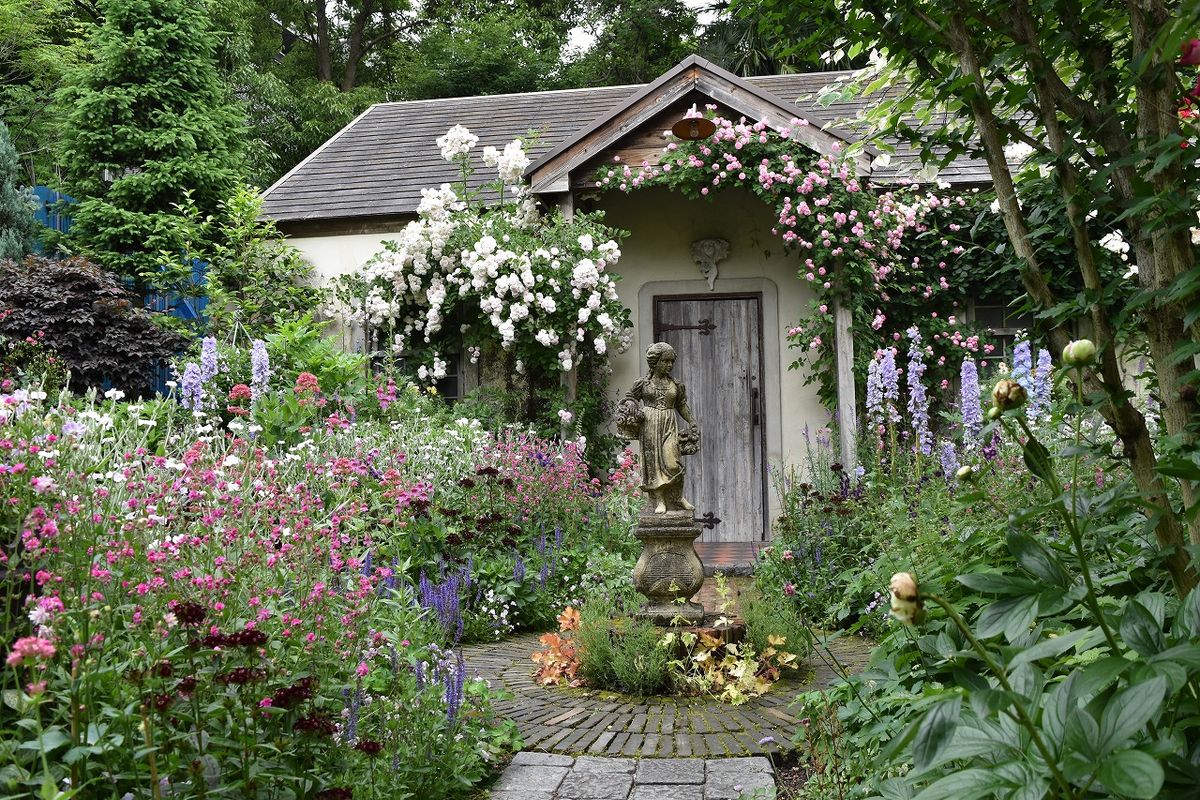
[260,59,994,228]
[526,55,873,194]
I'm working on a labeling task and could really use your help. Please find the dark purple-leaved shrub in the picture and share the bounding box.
[0,255,188,395]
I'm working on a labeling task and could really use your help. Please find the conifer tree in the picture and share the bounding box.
[57,0,244,285]
[0,121,38,262]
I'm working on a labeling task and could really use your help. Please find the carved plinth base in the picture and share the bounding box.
[631,511,706,625]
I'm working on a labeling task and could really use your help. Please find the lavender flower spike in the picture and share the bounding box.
[905,327,932,456]
[1029,348,1052,421]
[250,339,270,402]
[939,440,959,483]
[1011,337,1033,397]
[180,362,204,411]
[199,336,220,382]
[879,347,901,424]
[866,353,884,445]
[960,357,983,450]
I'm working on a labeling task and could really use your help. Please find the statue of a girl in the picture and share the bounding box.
[617,342,701,514]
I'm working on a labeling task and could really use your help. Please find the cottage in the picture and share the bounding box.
[261,55,994,544]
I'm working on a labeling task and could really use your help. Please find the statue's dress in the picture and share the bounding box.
[628,377,687,492]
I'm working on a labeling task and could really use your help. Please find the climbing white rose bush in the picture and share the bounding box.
[332,126,633,431]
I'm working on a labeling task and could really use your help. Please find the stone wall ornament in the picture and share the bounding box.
[620,341,706,624]
[690,238,730,291]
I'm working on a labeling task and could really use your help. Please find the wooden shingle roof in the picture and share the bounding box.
[261,59,990,227]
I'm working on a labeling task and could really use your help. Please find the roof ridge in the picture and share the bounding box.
[365,83,642,110]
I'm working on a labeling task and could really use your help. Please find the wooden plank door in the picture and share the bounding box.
[654,295,766,542]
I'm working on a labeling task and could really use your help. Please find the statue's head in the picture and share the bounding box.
[646,342,677,373]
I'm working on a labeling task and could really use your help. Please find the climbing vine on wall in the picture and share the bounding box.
[594,108,1014,409]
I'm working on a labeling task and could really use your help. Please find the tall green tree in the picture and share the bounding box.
[744,0,1200,593]
[0,120,37,260]
[57,0,245,286]
[563,0,700,85]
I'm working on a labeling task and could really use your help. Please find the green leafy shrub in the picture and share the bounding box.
[610,617,674,697]
[743,591,813,662]
[0,255,188,395]
[577,598,619,687]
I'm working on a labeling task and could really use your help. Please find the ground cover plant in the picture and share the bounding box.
[0,336,639,796]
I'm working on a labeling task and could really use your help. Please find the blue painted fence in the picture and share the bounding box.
[31,186,208,396]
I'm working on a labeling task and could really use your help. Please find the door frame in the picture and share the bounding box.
[651,291,770,541]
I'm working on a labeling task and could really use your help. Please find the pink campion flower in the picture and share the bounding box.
[294,372,320,395]
[6,636,55,666]
[356,662,369,678]
[783,583,796,596]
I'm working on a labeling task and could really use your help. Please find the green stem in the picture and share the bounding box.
[1009,412,1120,653]
[922,593,1075,799]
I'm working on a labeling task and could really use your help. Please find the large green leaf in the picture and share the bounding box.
[1097,750,1164,799]
[1008,627,1093,669]
[977,595,1038,641]
[1006,531,1070,587]
[957,571,1038,596]
[913,768,1002,800]
[912,696,962,773]
[1022,437,1056,485]
[1120,601,1164,657]
[1098,676,1166,753]
[1172,586,1200,640]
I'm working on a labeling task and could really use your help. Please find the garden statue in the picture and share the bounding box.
[619,342,706,624]
[616,341,701,514]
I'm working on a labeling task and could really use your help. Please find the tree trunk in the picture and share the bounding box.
[949,11,1198,596]
[313,0,333,83]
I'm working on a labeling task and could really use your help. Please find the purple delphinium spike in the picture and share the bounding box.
[513,553,525,584]
[1011,337,1033,396]
[866,352,884,445]
[960,357,982,450]
[879,347,901,424]
[250,339,270,402]
[1030,348,1052,421]
[906,327,932,456]
[180,362,204,411]
[199,336,220,383]
[939,440,958,483]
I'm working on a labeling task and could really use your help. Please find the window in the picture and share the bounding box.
[971,297,1034,361]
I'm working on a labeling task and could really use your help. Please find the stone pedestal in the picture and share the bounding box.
[631,511,705,625]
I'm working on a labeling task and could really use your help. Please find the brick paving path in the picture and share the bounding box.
[463,631,872,759]
[490,753,777,800]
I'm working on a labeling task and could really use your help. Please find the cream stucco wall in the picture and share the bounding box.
[594,186,828,523]
[285,185,829,527]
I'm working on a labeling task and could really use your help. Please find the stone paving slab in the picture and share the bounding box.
[463,632,871,758]
[489,756,775,800]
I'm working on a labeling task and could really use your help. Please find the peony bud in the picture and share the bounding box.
[1062,339,1096,367]
[992,379,1027,411]
[955,464,974,480]
[889,571,922,625]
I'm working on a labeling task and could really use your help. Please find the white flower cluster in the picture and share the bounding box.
[436,124,479,160]
[333,126,631,384]
[482,140,532,185]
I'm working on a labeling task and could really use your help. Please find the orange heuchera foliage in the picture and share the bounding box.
[531,607,584,686]
[557,607,581,632]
